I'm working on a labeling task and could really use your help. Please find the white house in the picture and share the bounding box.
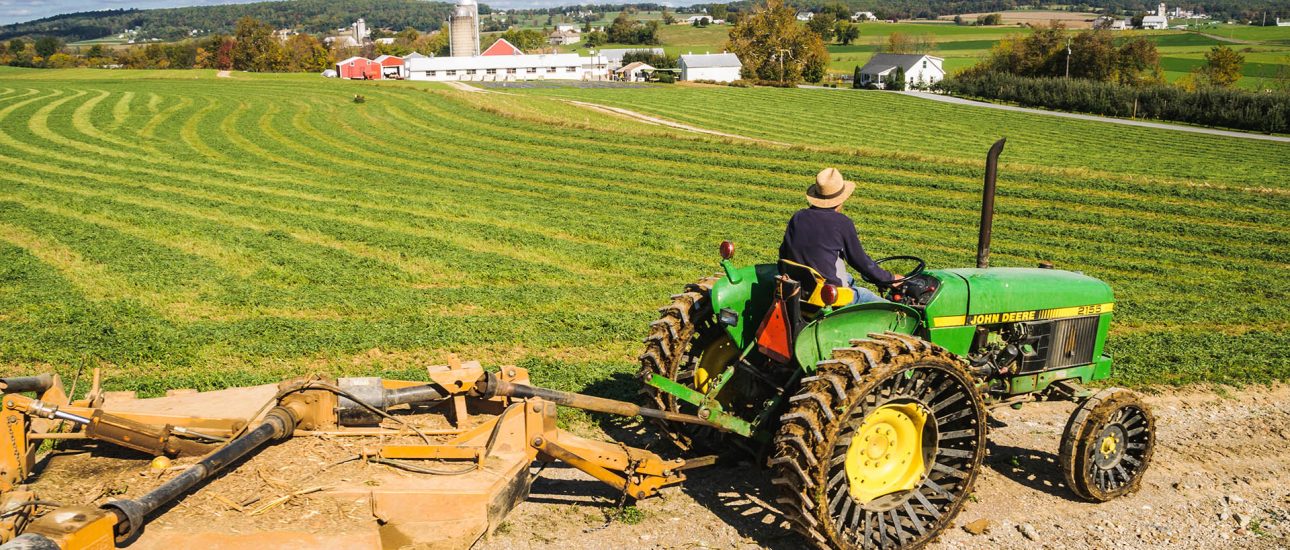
[549,29,581,45]
[857,53,945,89]
[853,11,878,21]
[599,48,664,70]
[678,53,742,82]
[404,52,603,81]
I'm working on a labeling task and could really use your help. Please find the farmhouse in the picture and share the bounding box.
[549,30,581,45]
[679,53,742,82]
[1142,2,1170,29]
[853,11,878,21]
[857,53,945,88]
[600,48,664,70]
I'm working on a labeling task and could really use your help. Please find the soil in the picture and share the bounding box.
[484,384,1290,549]
[19,384,1290,549]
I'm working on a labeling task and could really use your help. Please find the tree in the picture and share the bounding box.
[853,64,862,88]
[1115,36,1162,86]
[725,0,829,84]
[883,32,936,54]
[34,36,62,58]
[662,9,677,25]
[884,66,906,90]
[86,45,106,59]
[710,4,728,20]
[1199,45,1243,88]
[284,33,331,72]
[232,16,285,72]
[607,14,659,45]
[7,39,24,56]
[483,28,547,52]
[583,30,608,47]
[807,12,837,42]
[976,13,1003,25]
[1069,29,1117,81]
[835,21,860,45]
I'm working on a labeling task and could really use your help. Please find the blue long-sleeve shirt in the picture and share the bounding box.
[778,207,893,287]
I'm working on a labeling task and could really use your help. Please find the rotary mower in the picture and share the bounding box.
[639,139,1156,549]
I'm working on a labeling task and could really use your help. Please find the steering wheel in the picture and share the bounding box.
[874,255,926,287]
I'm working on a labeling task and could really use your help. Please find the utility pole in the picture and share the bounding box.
[777,48,790,86]
[1065,38,1072,78]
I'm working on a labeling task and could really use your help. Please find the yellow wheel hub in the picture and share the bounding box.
[1100,434,1118,456]
[693,335,737,394]
[845,402,929,503]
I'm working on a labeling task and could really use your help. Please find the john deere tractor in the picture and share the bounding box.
[638,140,1156,549]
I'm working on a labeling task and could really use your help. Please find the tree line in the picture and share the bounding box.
[0,16,455,73]
[0,0,453,43]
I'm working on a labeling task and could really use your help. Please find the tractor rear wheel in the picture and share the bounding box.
[1059,388,1155,502]
[769,333,987,550]
[637,276,731,451]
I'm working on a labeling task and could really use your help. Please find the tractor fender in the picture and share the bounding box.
[793,302,923,372]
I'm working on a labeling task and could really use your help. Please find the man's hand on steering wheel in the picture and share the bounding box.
[874,256,926,289]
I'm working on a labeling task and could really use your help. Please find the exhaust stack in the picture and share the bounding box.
[976,138,1006,269]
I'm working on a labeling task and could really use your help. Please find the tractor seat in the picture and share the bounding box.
[778,259,854,308]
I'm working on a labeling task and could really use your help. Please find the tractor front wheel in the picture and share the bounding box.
[1059,388,1155,502]
[770,332,988,549]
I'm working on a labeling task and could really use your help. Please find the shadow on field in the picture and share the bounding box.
[984,442,1081,502]
[551,373,801,549]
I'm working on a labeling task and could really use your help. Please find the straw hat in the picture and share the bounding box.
[806,168,855,209]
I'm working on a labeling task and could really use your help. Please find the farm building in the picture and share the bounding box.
[482,38,525,56]
[678,53,742,82]
[404,52,605,81]
[1142,2,1169,29]
[600,48,664,71]
[549,30,581,45]
[373,55,408,79]
[615,61,655,81]
[335,56,382,79]
[857,53,945,88]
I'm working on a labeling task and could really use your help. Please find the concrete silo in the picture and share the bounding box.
[449,0,479,57]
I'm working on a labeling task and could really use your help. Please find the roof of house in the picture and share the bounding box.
[1142,15,1168,22]
[678,53,741,69]
[403,52,428,59]
[615,61,655,73]
[482,38,524,56]
[599,48,664,62]
[337,56,368,65]
[374,55,403,65]
[859,53,942,74]
[405,53,589,71]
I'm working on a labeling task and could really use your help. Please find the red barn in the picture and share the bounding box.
[373,55,407,79]
[481,38,524,56]
[336,56,382,80]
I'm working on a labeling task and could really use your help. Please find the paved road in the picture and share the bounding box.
[897,91,1290,143]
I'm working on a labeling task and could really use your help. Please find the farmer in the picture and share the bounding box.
[778,168,898,304]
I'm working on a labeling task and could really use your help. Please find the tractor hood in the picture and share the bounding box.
[931,268,1114,327]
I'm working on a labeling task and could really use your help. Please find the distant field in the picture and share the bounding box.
[939,9,1104,28]
[0,69,1284,396]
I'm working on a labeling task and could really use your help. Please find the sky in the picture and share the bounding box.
[0,0,675,25]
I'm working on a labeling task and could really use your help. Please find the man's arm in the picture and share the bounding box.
[841,220,894,285]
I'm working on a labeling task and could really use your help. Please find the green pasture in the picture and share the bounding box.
[0,69,1285,400]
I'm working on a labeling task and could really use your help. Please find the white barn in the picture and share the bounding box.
[404,53,605,81]
[678,53,742,82]
[857,53,945,89]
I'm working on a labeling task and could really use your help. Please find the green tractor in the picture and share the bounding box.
[638,140,1156,549]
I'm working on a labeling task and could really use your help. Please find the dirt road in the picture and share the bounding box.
[487,384,1290,549]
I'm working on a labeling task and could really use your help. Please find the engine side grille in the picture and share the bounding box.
[1045,315,1100,369]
